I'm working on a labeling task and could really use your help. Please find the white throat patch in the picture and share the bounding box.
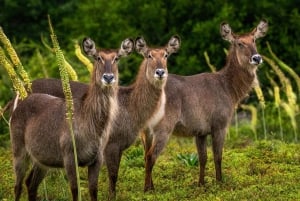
[146,90,166,133]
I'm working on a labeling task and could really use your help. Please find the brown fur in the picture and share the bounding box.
[141,20,268,191]
[25,36,180,199]
[9,37,134,201]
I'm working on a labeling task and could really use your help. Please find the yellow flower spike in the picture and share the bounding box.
[204,51,216,72]
[266,72,278,88]
[262,55,288,88]
[267,42,300,97]
[0,26,31,92]
[281,102,298,142]
[254,86,265,109]
[64,59,78,81]
[274,86,281,108]
[0,47,27,99]
[285,82,297,107]
[75,42,93,74]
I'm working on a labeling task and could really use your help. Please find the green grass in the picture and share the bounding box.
[1,137,300,201]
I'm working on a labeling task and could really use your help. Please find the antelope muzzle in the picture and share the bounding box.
[154,68,167,80]
[250,54,263,65]
[102,73,116,86]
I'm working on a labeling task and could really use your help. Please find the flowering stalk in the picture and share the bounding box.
[0,47,27,99]
[0,26,31,92]
[75,42,93,74]
[266,42,300,99]
[48,15,81,200]
[204,51,216,72]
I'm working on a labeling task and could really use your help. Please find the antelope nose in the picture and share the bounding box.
[155,69,165,78]
[251,54,262,65]
[103,73,115,84]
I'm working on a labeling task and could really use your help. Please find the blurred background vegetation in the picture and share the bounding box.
[0,0,299,142]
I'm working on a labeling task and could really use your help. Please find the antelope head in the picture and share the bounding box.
[83,37,134,87]
[135,35,181,88]
[220,19,268,68]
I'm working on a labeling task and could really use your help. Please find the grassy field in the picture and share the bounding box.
[0,136,300,201]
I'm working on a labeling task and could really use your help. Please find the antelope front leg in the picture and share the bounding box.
[88,155,101,201]
[104,143,122,200]
[64,154,79,201]
[140,130,154,191]
[144,129,171,192]
[195,135,207,186]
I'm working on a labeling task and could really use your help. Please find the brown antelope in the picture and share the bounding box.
[9,37,134,201]
[104,35,180,198]
[141,20,268,191]
[23,35,180,199]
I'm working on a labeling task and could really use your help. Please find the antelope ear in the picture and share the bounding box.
[135,37,148,57]
[166,35,181,54]
[82,37,97,57]
[118,38,134,57]
[220,22,235,43]
[252,19,268,39]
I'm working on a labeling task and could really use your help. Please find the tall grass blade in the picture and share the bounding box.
[274,86,284,140]
[0,105,9,125]
[281,103,298,142]
[42,180,48,200]
[35,49,49,78]
[204,51,216,72]
[264,55,298,142]
[48,15,81,201]
[254,86,267,139]
[240,104,258,140]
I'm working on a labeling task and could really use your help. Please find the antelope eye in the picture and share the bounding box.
[96,56,103,62]
[237,42,245,48]
[148,54,152,59]
[113,56,119,63]
[164,53,169,58]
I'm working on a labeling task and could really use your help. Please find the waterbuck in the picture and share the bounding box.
[141,20,268,191]
[104,35,180,198]
[25,35,180,199]
[9,37,134,201]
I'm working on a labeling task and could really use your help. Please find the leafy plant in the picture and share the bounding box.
[177,153,199,167]
[124,146,144,168]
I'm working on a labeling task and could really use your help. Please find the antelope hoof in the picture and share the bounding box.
[108,191,116,201]
[144,185,155,192]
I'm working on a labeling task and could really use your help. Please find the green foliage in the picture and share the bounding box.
[123,144,144,168]
[1,138,300,200]
[1,0,299,79]
[177,153,199,167]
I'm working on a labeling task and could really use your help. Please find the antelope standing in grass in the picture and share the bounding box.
[104,36,180,199]
[24,35,180,199]
[141,20,268,192]
[9,37,134,201]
